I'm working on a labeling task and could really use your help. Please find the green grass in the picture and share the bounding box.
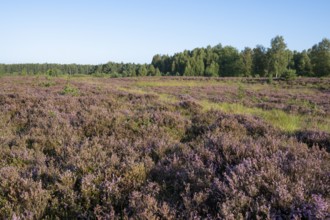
[157,93,178,103]
[135,79,224,87]
[120,78,329,133]
[199,100,329,133]
[286,98,318,110]
[317,121,330,132]
[118,87,150,95]
[261,110,301,132]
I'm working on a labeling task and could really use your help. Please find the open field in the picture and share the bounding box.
[0,76,329,219]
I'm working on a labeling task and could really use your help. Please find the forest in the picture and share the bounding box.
[1,36,330,78]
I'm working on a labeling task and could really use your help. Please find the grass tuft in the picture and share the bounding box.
[199,100,326,133]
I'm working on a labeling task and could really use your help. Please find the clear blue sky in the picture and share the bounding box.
[1,0,329,64]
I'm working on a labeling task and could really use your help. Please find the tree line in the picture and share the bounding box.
[152,36,330,78]
[0,62,160,77]
[1,36,329,77]
[0,63,93,76]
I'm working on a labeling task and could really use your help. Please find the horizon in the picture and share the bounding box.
[1,0,330,65]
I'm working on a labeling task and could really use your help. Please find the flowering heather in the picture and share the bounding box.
[0,76,329,219]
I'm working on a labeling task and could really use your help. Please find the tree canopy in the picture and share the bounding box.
[1,36,329,78]
[310,38,330,77]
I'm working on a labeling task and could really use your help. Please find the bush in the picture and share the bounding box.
[60,83,79,96]
[46,69,60,77]
[92,72,107,77]
[267,73,273,84]
[110,72,121,78]
[282,69,297,81]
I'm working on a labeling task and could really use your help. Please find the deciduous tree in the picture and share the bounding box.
[268,36,290,78]
[310,38,330,77]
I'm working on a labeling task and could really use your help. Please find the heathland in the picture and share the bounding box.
[0,75,329,219]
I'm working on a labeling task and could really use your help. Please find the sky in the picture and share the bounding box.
[1,0,329,64]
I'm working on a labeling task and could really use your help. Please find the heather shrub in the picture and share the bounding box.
[0,77,329,219]
[178,99,202,112]
[149,111,330,219]
[216,148,329,219]
[0,167,50,219]
[125,182,175,219]
[296,130,330,152]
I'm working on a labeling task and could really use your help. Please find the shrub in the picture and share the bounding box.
[92,72,107,77]
[0,167,50,219]
[237,83,246,100]
[0,76,329,219]
[267,73,273,84]
[282,69,297,81]
[39,81,56,87]
[296,130,330,152]
[60,83,79,96]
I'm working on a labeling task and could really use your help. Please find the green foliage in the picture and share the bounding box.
[46,69,59,77]
[21,68,27,76]
[110,72,121,78]
[92,72,107,77]
[0,65,5,75]
[293,50,313,76]
[204,61,219,77]
[183,62,193,76]
[282,69,297,81]
[200,100,302,132]
[268,36,290,78]
[237,84,246,100]
[253,45,268,76]
[39,76,57,87]
[310,38,330,77]
[219,46,244,76]
[241,47,253,76]
[267,73,273,84]
[60,83,79,96]
[147,65,156,76]
[0,63,93,75]
[39,81,56,87]
[0,36,329,78]
[137,65,148,76]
